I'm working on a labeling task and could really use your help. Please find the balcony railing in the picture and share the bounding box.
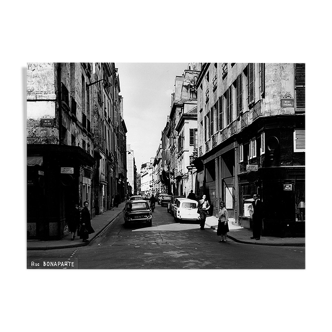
[252,100,262,120]
[241,111,249,130]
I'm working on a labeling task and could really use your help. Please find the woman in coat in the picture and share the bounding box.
[198,194,210,230]
[216,201,229,242]
[80,201,95,242]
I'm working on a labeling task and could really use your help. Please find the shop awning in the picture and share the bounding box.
[27,156,43,166]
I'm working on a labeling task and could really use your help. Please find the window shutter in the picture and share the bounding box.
[248,63,255,104]
[237,74,242,116]
[260,132,265,154]
[295,64,305,86]
[296,87,305,108]
[259,63,265,95]
[239,144,243,162]
[219,96,224,130]
[294,129,305,152]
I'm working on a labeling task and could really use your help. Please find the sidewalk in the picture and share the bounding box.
[205,216,305,247]
[27,203,126,250]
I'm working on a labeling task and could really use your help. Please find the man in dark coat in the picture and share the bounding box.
[251,194,263,240]
[187,190,196,200]
[80,201,95,242]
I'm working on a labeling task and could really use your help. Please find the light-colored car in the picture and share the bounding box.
[167,195,186,215]
[160,194,172,207]
[129,195,143,201]
[173,198,200,223]
[124,200,152,227]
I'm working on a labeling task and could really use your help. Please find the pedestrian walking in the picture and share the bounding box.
[80,201,95,242]
[216,201,229,242]
[68,203,80,241]
[198,194,210,230]
[187,190,196,200]
[250,194,263,240]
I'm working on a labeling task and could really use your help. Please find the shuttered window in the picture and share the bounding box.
[239,144,243,162]
[295,63,305,110]
[294,129,305,152]
[210,106,214,136]
[237,74,243,116]
[226,87,232,125]
[219,96,224,130]
[259,63,265,96]
[260,132,265,155]
[248,63,255,104]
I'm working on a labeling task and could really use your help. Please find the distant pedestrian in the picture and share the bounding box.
[114,194,120,207]
[80,201,95,242]
[187,190,196,200]
[198,194,210,230]
[250,194,263,240]
[68,203,80,241]
[216,201,229,242]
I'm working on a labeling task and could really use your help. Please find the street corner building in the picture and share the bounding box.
[191,63,305,237]
[27,63,128,240]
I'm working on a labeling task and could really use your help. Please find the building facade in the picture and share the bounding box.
[27,62,127,240]
[126,144,135,196]
[161,64,201,196]
[194,63,305,236]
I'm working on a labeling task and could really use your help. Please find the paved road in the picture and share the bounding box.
[27,204,305,269]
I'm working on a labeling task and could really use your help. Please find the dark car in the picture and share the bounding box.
[160,194,172,207]
[124,200,152,227]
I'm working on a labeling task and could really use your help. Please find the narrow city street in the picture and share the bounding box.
[27,204,305,269]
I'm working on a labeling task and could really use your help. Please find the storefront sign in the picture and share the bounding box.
[38,170,44,176]
[61,167,74,174]
[246,165,258,172]
[281,99,294,108]
[40,118,55,127]
[283,183,293,191]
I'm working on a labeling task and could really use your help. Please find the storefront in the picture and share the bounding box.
[238,166,305,237]
[27,144,94,240]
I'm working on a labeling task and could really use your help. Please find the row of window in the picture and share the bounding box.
[203,64,265,142]
[238,130,305,163]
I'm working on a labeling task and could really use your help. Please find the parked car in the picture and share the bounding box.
[157,194,166,205]
[129,195,143,201]
[173,198,200,223]
[124,200,152,227]
[160,194,172,207]
[167,195,185,215]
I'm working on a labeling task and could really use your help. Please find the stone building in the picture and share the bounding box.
[27,63,127,240]
[193,63,305,236]
[163,64,201,196]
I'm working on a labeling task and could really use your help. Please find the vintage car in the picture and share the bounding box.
[173,198,200,223]
[157,194,167,205]
[124,200,152,227]
[129,195,143,201]
[167,195,185,215]
[160,194,172,207]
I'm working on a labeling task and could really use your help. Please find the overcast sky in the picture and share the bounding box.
[116,63,188,169]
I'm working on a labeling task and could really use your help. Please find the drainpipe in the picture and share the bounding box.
[57,63,62,145]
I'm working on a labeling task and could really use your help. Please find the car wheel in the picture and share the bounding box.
[148,221,152,227]
[174,216,178,222]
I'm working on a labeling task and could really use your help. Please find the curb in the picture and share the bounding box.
[226,234,305,247]
[210,226,305,247]
[27,208,124,251]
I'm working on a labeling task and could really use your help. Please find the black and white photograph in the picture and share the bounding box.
[26,62,306,269]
